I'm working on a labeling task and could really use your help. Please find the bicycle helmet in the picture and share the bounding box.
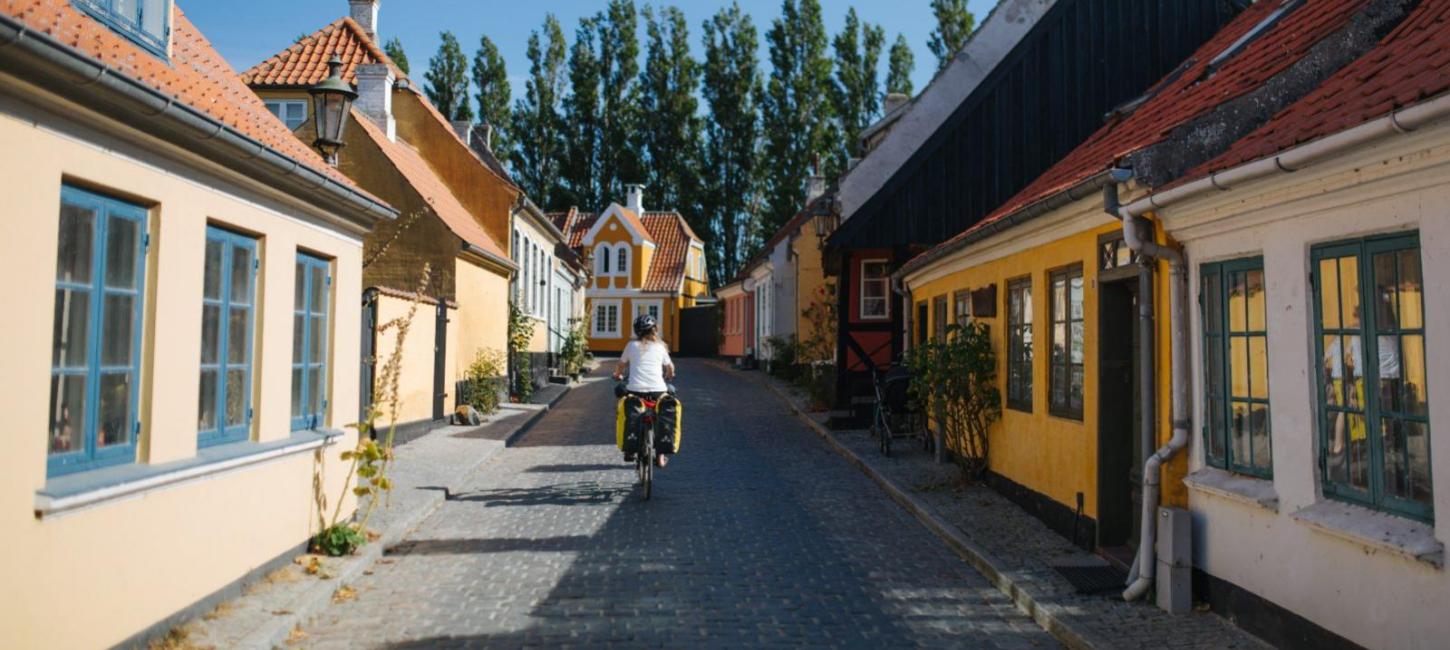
[633,313,657,338]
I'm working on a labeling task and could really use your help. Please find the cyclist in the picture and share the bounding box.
[613,314,676,467]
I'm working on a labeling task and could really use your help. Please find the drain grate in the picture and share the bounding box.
[1050,564,1127,594]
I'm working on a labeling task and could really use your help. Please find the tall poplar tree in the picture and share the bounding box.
[513,15,568,209]
[886,34,915,96]
[471,35,513,163]
[639,5,702,221]
[383,37,410,75]
[928,0,975,71]
[760,0,834,232]
[561,17,603,210]
[831,8,884,166]
[701,3,761,286]
[424,31,472,121]
[598,0,642,204]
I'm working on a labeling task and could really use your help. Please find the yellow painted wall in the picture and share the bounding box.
[0,91,362,648]
[372,293,445,425]
[909,219,1182,518]
[454,256,510,377]
[792,219,828,348]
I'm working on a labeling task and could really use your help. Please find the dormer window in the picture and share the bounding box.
[595,244,611,276]
[615,245,630,278]
[74,0,171,58]
[265,100,309,131]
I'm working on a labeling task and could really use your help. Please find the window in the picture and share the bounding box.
[595,244,611,276]
[860,259,889,319]
[264,100,308,131]
[636,301,663,333]
[74,0,170,57]
[953,290,971,324]
[198,227,257,447]
[1202,258,1271,476]
[1006,277,1033,412]
[292,253,330,431]
[593,300,620,338]
[616,245,630,280]
[1313,234,1431,521]
[915,302,928,346]
[48,186,148,476]
[933,295,948,341]
[1049,267,1084,419]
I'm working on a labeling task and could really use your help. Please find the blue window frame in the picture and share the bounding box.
[48,186,148,477]
[72,0,171,58]
[292,253,331,431]
[1312,233,1432,522]
[1201,257,1272,478]
[198,227,257,447]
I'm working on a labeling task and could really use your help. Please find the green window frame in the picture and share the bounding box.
[932,295,948,341]
[1006,276,1033,412]
[292,253,331,431]
[1201,257,1272,477]
[1048,266,1084,420]
[1312,233,1432,522]
[198,227,258,447]
[73,0,171,58]
[48,185,148,477]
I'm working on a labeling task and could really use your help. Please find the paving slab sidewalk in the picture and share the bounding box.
[738,364,1268,650]
[182,379,582,650]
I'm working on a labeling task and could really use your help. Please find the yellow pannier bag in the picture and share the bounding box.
[615,395,683,453]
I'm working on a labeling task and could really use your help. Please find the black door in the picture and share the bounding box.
[1097,277,1142,561]
[433,301,448,420]
[678,305,717,357]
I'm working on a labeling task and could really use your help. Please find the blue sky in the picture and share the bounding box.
[190,0,996,103]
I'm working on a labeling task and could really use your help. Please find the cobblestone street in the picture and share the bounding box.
[295,360,1059,648]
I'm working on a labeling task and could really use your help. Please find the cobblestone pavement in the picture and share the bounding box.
[295,360,1060,649]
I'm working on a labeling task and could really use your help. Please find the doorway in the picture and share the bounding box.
[1097,276,1143,565]
[432,301,448,421]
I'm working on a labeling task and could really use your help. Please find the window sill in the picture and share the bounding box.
[1184,467,1279,512]
[1291,500,1444,569]
[35,430,342,520]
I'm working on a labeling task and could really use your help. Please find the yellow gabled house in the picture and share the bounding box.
[552,186,709,354]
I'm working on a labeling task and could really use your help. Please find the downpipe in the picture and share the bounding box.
[1105,175,1190,602]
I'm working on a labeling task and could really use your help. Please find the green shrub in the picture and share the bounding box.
[907,322,1001,481]
[464,348,507,415]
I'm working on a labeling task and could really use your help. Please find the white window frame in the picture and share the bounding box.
[592,299,622,338]
[264,100,308,131]
[595,244,612,276]
[615,243,631,280]
[859,259,890,320]
[634,299,664,335]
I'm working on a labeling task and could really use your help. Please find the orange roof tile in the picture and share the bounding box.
[641,213,693,293]
[352,111,510,264]
[3,0,370,196]
[241,17,399,88]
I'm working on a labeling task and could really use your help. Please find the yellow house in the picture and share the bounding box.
[242,5,518,430]
[552,186,709,354]
[0,1,395,647]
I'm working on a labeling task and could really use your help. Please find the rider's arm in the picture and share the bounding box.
[613,358,629,381]
[663,349,675,380]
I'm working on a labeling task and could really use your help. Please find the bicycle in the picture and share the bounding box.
[618,384,675,501]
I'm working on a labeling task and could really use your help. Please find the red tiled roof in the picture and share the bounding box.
[352,110,509,263]
[240,17,399,88]
[1182,0,1450,183]
[641,213,693,292]
[3,0,369,195]
[549,208,596,249]
[915,0,1374,265]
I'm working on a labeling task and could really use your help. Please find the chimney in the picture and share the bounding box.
[451,120,473,144]
[883,92,909,116]
[625,184,645,213]
[805,174,827,203]
[349,1,380,42]
[355,63,396,141]
[478,122,494,152]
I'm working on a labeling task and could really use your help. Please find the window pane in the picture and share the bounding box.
[1230,336,1248,398]
[1021,285,1033,325]
[97,372,132,448]
[1246,270,1265,332]
[198,369,217,431]
[1405,420,1432,506]
[1052,322,1066,366]
[1400,335,1428,417]
[1070,365,1084,412]
[1208,395,1226,463]
[1322,335,1343,407]
[309,265,327,313]
[226,369,248,428]
[105,215,140,289]
[1228,271,1247,333]
[1051,362,1066,408]
[1250,403,1270,471]
[309,315,325,364]
[101,294,135,366]
[1398,250,1423,330]
[1343,335,1365,412]
[114,0,139,23]
[1249,336,1268,400]
[307,367,323,416]
[294,264,307,310]
[1319,258,1341,330]
[291,367,304,418]
[53,289,90,368]
[291,313,305,363]
[1348,413,1370,490]
[230,246,253,305]
[48,374,87,454]
[1373,252,1398,331]
[1327,410,1349,485]
[1070,322,1084,364]
[203,239,223,300]
[141,0,166,42]
[1052,277,1065,322]
[228,307,249,364]
[1231,402,1249,468]
[201,304,221,364]
[57,202,95,283]
[1070,275,1083,320]
[1339,257,1361,329]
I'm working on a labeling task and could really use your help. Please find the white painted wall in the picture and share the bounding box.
[769,236,796,342]
[1163,121,1450,650]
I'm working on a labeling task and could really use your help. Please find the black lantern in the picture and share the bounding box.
[309,55,357,166]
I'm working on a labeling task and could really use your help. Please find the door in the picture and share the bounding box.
[432,301,447,420]
[1097,277,1142,561]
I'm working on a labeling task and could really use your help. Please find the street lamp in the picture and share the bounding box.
[309,55,356,166]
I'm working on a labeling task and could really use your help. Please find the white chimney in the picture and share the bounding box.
[805,174,827,203]
[883,92,909,116]
[451,120,473,144]
[355,63,396,141]
[349,1,380,42]
[625,184,645,213]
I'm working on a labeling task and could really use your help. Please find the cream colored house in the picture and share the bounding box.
[0,1,395,647]
[512,196,587,386]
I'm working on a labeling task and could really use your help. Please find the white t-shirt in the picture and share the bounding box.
[622,339,673,393]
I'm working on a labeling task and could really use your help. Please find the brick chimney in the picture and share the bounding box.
[625,184,645,214]
[355,63,396,141]
[350,1,379,42]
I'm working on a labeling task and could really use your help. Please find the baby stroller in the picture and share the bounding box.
[870,364,927,456]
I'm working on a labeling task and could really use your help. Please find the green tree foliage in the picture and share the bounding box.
[598,0,643,203]
[700,3,762,287]
[928,0,975,71]
[908,322,1000,478]
[640,6,703,223]
[561,16,603,210]
[831,8,884,165]
[886,33,914,96]
[383,37,410,75]
[513,15,568,209]
[761,0,835,233]
[471,35,512,164]
[424,31,473,121]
